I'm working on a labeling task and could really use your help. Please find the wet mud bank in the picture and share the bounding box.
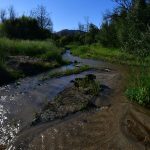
[0,55,65,86]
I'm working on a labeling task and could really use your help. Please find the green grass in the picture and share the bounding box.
[0,38,62,58]
[39,65,91,81]
[0,64,23,85]
[76,76,101,96]
[0,38,65,85]
[125,69,150,108]
[48,65,91,78]
[69,43,150,66]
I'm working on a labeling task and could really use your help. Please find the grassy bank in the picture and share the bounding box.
[49,65,90,78]
[69,44,150,66]
[0,38,64,85]
[0,38,62,60]
[40,65,91,81]
[125,69,150,108]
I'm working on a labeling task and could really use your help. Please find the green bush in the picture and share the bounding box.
[123,27,150,58]
[125,87,150,107]
[2,16,51,40]
[125,70,150,108]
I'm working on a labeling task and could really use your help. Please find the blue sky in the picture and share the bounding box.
[0,0,115,31]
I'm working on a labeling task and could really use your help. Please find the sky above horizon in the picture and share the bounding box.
[0,0,115,31]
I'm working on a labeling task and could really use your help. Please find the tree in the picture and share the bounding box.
[31,5,53,32]
[85,23,99,44]
[89,24,99,34]
[3,16,51,39]
[113,0,132,11]
[0,9,7,23]
[110,0,150,56]
[8,6,16,20]
[78,22,85,31]
[84,16,90,32]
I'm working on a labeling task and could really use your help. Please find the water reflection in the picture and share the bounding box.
[0,104,20,145]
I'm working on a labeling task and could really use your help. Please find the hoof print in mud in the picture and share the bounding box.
[123,111,150,148]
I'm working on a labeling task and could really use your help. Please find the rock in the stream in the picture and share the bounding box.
[74,60,78,64]
[75,64,81,67]
[100,84,111,92]
[86,74,96,81]
[104,68,111,72]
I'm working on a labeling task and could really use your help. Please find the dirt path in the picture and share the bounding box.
[1,51,150,149]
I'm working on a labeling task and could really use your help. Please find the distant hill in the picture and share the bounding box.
[56,29,85,36]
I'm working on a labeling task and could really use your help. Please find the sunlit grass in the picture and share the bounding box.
[125,68,150,108]
[69,43,149,66]
[49,65,91,78]
[0,38,62,59]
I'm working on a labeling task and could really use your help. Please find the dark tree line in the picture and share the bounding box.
[97,0,150,57]
[0,5,53,40]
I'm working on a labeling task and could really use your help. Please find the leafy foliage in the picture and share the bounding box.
[104,0,150,56]
[2,16,51,39]
[125,70,150,108]
[0,5,53,40]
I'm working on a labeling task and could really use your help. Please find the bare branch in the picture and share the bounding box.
[8,6,16,20]
[30,5,53,31]
[0,9,7,23]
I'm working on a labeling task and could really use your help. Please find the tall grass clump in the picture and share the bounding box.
[69,43,150,66]
[49,65,90,78]
[125,68,150,108]
[0,38,62,59]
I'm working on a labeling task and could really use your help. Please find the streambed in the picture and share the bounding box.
[0,50,149,150]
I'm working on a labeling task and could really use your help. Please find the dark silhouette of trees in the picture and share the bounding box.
[30,5,53,32]
[78,22,85,32]
[0,9,7,23]
[3,16,51,39]
[8,6,16,20]
[0,5,53,40]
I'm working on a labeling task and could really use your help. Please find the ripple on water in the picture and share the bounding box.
[0,104,20,145]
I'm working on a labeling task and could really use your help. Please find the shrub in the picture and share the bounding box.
[0,38,61,58]
[2,16,51,40]
[125,70,150,108]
